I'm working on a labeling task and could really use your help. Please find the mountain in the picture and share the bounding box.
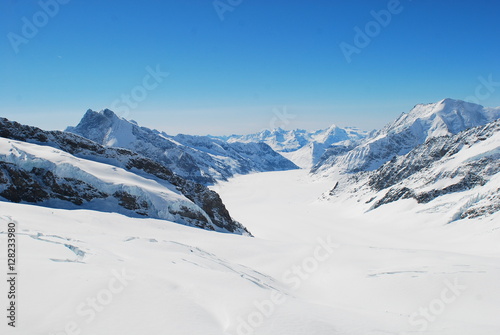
[324,118,500,221]
[218,125,368,169]
[170,134,298,173]
[312,99,500,175]
[2,102,500,334]
[66,109,298,185]
[0,117,250,235]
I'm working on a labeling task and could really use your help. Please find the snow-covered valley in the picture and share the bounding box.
[1,169,499,335]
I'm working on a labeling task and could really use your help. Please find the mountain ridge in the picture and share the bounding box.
[213,125,369,168]
[67,109,298,184]
[312,98,500,175]
[0,117,250,235]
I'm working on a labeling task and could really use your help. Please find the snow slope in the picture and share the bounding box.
[0,137,246,234]
[0,117,249,234]
[280,141,352,169]
[1,169,499,335]
[312,99,500,174]
[325,119,500,222]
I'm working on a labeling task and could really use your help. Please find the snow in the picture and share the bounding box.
[0,99,499,334]
[410,126,499,191]
[280,145,314,169]
[313,99,500,174]
[223,125,368,169]
[1,169,499,334]
[0,137,219,229]
[317,118,500,227]
[67,110,297,185]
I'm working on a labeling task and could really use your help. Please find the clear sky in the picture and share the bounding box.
[1,0,500,135]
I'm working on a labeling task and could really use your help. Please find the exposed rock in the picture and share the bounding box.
[0,117,251,235]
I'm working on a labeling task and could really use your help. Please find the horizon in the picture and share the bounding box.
[2,96,499,137]
[1,1,500,135]
[71,96,490,137]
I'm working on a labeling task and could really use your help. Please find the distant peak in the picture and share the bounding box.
[408,98,484,117]
[271,127,286,133]
[442,98,484,108]
[74,108,128,130]
[437,98,466,107]
[82,108,118,119]
[439,98,455,104]
[99,108,118,118]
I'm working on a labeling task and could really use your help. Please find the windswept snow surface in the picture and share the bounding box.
[1,170,500,334]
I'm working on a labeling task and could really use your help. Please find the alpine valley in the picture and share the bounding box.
[1,98,499,335]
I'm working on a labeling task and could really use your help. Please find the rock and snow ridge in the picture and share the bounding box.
[215,125,369,169]
[324,115,500,221]
[0,117,250,235]
[312,98,500,175]
[66,109,298,185]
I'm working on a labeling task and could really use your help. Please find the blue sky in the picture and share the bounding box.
[1,0,500,135]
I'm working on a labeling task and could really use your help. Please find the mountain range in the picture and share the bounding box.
[216,125,369,168]
[66,109,298,185]
[0,117,250,235]
[213,98,500,221]
[0,98,499,232]
[312,98,500,175]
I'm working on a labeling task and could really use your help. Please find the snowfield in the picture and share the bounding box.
[1,169,500,335]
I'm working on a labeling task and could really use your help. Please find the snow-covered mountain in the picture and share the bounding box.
[324,118,500,221]
[66,109,298,185]
[218,125,368,169]
[0,117,250,235]
[312,99,500,175]
[2,100,500,335]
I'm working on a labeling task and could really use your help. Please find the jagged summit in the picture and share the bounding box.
[270,127,287,133]
[67,108,140,148]
[79,108,123,125]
